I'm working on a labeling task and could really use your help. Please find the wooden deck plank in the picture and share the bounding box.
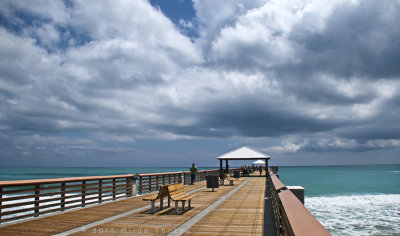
[0,183,206,235]
[71,179,247,235]
[0,177,267,236]
[185,177,265,236]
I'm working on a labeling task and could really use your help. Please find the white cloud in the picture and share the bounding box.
[263,136,309,154]
[366,139,400,149]
[0,0,400,165]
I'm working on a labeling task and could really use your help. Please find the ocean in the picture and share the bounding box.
[0,166,213,181]
[279,165,400,236]
[0,165,399,235]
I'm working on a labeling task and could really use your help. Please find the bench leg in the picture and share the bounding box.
[151,201,155,214]
[168,197,170,207]
[188,199,191,209]
[230,180,233,186]
[175,201,179,214]
[182,201,185,211]
[160,197,163,210]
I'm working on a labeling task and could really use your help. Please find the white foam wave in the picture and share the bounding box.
[306,194,400,236]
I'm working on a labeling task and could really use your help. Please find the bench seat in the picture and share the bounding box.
[142,185,170,214]
[168,183,197,213]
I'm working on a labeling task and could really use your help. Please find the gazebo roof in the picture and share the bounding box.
[217,146,270,160]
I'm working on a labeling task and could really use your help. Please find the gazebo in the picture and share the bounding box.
[217,146,271,176]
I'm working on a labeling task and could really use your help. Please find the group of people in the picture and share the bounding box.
[241,164,263,176]
[189,162,265,185]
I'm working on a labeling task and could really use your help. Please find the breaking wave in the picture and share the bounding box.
[306,194,400,236]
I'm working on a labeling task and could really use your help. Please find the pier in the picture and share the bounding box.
[0,174,262,235]
[0,170,329,236]
[0,147,330,235]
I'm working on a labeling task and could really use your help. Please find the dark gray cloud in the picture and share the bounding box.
[290,1,400,79]
[0,0,400,166]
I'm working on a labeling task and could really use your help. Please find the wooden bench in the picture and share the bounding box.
[142,185,170,214]
[220,174,233,186]
[167,183,197,213]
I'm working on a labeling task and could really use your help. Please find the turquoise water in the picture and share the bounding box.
[278,165,400,197]
[1,165,399,196]
[275,165,400,236]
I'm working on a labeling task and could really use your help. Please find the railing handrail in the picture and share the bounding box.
[0,174,134,187]
[267,167,330,236]
[182,169,219,173]
[137,169,222,177]
[279,190,330,236]
[136,168,240,194]
[138,172,183,177]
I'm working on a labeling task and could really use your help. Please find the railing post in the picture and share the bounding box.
[127,177,133,197]
[34,184,40,217]
[148,176,151,193]
[99,180,103,203]
[61,182,66,211]
[139,176,142,195]
[113,178,116,200]
[82,181,86,207]
[156,175,159,191]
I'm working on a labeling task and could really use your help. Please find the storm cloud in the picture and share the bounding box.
[0,0,399,166]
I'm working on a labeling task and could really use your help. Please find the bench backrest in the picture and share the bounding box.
[158,185,170,199]
[224,174,231,180]
[167,183,185,194]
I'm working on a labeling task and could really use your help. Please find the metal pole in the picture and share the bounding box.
[220,159,223,178]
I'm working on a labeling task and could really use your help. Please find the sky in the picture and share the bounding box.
[0,0,399,167]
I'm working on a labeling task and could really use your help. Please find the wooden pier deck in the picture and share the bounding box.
[0,176,266,236]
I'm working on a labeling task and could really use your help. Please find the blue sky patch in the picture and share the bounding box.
[149,0,198,38]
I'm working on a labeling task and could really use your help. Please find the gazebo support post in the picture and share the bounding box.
[220,159,223,179]
[225,160,229,174]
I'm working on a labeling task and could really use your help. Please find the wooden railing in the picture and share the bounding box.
[0,175,135,224]
[138,168,241,194]
[183,169,219,185]
[268,168,330,236]
[137,172,182,195]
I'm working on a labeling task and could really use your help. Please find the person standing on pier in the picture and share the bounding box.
[190,163,198,185]
[259,166,262,176]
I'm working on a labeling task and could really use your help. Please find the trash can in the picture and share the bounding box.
[234,171,240,179]
[206,175,219,191]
